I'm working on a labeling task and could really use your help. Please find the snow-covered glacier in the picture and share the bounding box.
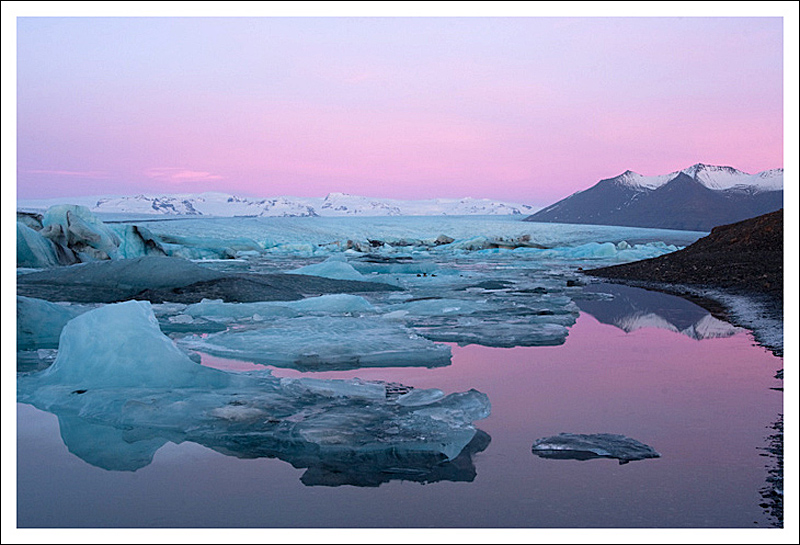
[19,191,538,218]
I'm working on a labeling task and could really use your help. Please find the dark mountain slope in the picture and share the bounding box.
[525,169,783,231]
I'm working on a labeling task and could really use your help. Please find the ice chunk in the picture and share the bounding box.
[183,294,375,322]
[280,377,387,400]
[388,297,488,316]
[108,224,168,259]
[282,294,375,313]
[33,300,230,389]
[17,223,65,268]
[289,257,369,281]
[351,259,438,276]
[178,316,452,370]
[42,205,122,260]
[18,301,490,480]
[157,233,263,260]
[17,211,44,230]
[184,299,300,321]
[396,388,446,407]
[531,433,661,464]
[17,296,92,350]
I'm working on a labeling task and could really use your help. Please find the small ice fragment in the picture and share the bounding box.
[531,433,660,464]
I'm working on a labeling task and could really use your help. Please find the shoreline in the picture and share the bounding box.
[580,274,784,359]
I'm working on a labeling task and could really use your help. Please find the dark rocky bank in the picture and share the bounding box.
[584,209,784,357]
[586,209,783,303]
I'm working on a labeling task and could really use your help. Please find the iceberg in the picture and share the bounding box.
[17,223,72,268]
[41,204,122,261]
[18,301,491,481]
[109,224,168,259]
[179,315,452,370]
[156,233,263,260]
[531,433,661,464]
[17,296,92,350]
[289,256,370,282]
[29,300,230,389]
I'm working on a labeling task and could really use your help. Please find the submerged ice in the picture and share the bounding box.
[18,301,491,482]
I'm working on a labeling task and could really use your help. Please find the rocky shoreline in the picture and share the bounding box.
[583,210,784,357]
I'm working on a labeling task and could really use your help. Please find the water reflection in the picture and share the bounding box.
[759,414,783,527]
[575,283,740,340]
[48,407,491,487]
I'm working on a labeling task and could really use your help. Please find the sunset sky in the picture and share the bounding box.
[10,7,788,206]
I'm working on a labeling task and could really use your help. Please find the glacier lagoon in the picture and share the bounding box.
[15,214,783,528]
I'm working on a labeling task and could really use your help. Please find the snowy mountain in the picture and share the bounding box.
[19,192,537,218]
[525,163,783,231]
[615,164,783,192]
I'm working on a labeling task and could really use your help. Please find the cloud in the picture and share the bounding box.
[144,168,224,184]
[26,169,111,179]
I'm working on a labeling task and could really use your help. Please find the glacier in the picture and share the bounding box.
[17,301,491,482]
[20,191,537,218]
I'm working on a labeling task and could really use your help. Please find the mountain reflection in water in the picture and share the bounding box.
[575,283,740,340]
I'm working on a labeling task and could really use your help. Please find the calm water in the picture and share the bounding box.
[17,288,782,528]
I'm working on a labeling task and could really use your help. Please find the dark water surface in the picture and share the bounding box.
[17,290,782,528]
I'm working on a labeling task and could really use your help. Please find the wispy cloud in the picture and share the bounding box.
[144,168,224,184]
[26,169,112,179]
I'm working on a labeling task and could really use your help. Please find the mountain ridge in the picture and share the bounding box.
[525,164,783,231]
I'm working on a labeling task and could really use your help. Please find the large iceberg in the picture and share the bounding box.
[41,204,123,261]
[29,300,230,389]
[18,301,490,482]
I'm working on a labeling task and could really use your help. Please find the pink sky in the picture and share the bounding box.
[13,15,784,206]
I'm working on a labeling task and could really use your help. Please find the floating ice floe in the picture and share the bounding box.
[531,433,661,464]
[18,301,489,481]
[381,294,579,348]
[288,255,371,282]
[179,315,452,370]
[178,294,376,323]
